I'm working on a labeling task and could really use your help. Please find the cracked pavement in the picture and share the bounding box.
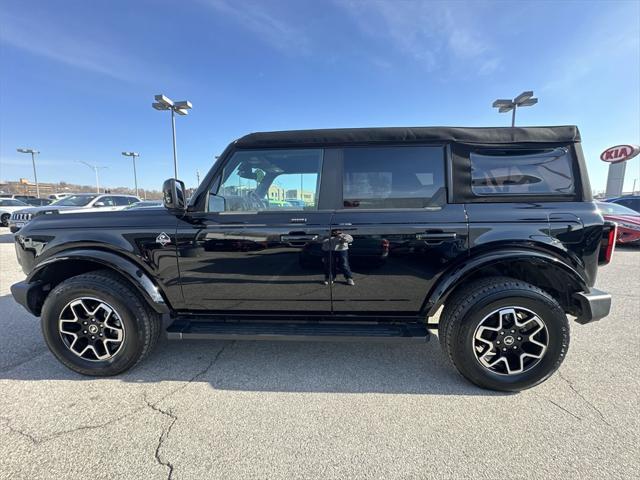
[0,227,638,479]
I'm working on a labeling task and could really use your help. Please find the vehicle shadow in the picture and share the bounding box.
[0,294,504,396]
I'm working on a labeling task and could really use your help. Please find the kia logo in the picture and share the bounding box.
[600,144,640,164]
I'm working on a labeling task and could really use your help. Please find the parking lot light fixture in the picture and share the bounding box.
[152,94,192,179]
[78,161,107,194]
[492,91,538,127]
[16,148,41,198]
[121,152,140,197]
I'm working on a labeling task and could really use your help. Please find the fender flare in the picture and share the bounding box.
[424,248,589,317]
[28,249,170,314]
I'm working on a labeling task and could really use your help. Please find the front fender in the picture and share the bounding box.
[28,249,170,314]
[424,248,589,317]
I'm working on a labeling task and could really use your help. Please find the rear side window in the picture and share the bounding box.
[470,147,575,196]
[342,146,445,209]
[113,196,131,206]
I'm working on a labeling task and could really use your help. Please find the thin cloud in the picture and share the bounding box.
[338,1,500,75]
[0,11,147,83]
[198,0,310,55]
[542,13,639,93]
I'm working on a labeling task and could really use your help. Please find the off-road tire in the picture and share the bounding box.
[439,276,570,391]
[41,269,160,376]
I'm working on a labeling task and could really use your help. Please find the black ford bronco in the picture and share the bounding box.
[11,126,616,391]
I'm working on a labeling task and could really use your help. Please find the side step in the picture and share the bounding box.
[166,320,429,343]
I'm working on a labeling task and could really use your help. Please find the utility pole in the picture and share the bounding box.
[121,152,140,197]
[17,148,41,197]
[152,94,192,179]
[79,161,107,193]
[492,91,538,127]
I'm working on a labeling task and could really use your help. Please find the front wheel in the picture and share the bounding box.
[41,270,160,376]
[439,277,570,391]
[1,213,9,227]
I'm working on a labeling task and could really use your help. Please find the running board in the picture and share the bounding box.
[166,320,429,343]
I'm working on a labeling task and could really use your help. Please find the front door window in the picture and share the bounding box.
[214,149,323,212]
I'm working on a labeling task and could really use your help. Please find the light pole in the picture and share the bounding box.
[17,148,40,197]
[152,94,192,179]
[492,91,538,127]
[79,161,107,193]
[121,151,140,197]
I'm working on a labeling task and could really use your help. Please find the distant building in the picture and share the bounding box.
[268,185,286,201]
[286,189,315,205]
[0,179,56,197]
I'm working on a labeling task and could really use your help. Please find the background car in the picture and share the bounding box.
[267,199,293,208]
[0,198,30,226]
[606,195,640,213]
[23,198,52,206]
[8,193,141,232]
[125,200,163,209]
[597,201,640,245]
[284,199,307,208]
[48,193,74,201]
[0,194,37,201]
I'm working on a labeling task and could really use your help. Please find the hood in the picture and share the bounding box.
[20,206,175,232]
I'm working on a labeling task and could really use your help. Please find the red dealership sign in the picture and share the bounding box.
[600,144,640,163]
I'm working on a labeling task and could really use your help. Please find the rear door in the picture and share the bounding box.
[329,145,468,315]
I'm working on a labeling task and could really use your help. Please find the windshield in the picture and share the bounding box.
[0,199,29,206]
[54,195,98,206]
[597,202,639,216]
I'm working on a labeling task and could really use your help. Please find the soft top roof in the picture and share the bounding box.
[236,126,580,148]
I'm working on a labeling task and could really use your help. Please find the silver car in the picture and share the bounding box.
[9,193,140,232]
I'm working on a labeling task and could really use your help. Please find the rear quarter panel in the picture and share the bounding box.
[466,201,603,286]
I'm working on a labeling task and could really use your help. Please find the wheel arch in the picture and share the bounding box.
[425,248,588,319]
[26,249,170,315]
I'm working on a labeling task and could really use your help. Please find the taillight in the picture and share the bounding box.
[599,222,617,265]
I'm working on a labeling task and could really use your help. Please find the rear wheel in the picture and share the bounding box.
[439,277,569,391]
[41,270,160,376]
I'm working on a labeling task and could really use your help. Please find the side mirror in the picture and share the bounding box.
[208,194,226,212]
[94,201,105,207]
[162,178,186,210]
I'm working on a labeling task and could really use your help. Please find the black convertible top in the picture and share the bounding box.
[235,126,580,148]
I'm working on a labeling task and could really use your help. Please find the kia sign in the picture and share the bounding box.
[600,144,640,163]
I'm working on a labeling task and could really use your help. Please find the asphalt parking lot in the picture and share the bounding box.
[0,226,638,480]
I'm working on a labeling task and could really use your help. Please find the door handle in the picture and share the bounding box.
[416,232,457,247]
[416,232,457,243]
[280,234,318,242]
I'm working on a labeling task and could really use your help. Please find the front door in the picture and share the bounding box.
[329,145,468,315]
[176,148,333,313]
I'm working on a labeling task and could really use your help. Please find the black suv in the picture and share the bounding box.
[10,126,615,391]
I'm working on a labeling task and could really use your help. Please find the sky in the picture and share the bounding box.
[1,0,639,194]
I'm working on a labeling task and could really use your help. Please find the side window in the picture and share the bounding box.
[99,196,116,206]
[470,147,575,196]
[113,196,131,206]
[342,146,445,209]
[213,149,323,212]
